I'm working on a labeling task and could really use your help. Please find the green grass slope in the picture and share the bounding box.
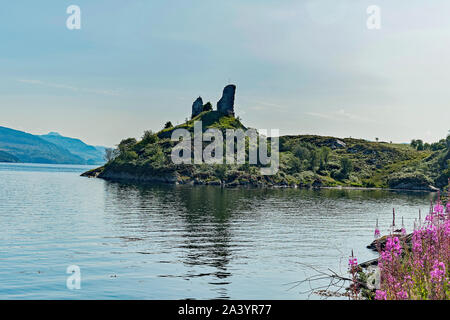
[84,111,449,190]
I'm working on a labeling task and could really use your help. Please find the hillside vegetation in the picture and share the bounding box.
[83,111,450,191]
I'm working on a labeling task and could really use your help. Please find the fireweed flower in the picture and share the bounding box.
[434,204,444,214]
[355,194,449,300]
[385,237,402,257]
[348,258,358,267]
[396,290,408,300]
[430,260,445,283]
[374,219,381,239]
[412,236,423,254]
[404,275,413,286]
[374,228,380,238]
[375,290,387,300]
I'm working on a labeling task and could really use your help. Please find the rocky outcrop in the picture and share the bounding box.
[388,173,437,191]
[192,97,203,118]
[217,84,236,116]
[99,170,178,184]
[80,166,104,178]
[330,139,346,149]
[366,233,413,252]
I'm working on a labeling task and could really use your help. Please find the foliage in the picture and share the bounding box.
[348,188,450,300]
[96,113,450,190]
[202,102,213,112]
[340,157,353,179]
[118,138,137,154]
[377,193,449,299]
[164,121,173,129]
[388,172,433,189]
[141,130,158,144]
[104,148,119,162]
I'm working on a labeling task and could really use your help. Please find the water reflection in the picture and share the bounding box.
[0,164,438,299]
[104,182,432,298]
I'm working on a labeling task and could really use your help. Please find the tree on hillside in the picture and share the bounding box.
[214,164,227,182]
[416,139,424,151]
[104,148,119,162]
[118,138,137,153]
[141,130,158,144]
[319,146,331,170]
[340,157,353,179]
[293,145,310,160]
[164,121,173,129]
[203,102,213,112]
[430,140,446,151]
[309,150,320,172]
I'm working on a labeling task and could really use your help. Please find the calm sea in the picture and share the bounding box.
[0,163,434,299]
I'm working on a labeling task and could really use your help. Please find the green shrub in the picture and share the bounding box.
[388,172,433,189]
[141,130,158,144]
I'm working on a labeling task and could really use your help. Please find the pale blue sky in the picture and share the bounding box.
[1,0,449,146]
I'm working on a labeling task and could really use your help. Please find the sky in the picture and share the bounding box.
[1,0,449,147]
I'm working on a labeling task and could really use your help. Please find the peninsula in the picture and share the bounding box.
[82,85,450,191]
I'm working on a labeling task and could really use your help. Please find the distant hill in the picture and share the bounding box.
[0,150,19,163]
[0,126,106,165]
[39,132,106,165]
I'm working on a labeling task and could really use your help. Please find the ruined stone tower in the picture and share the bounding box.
[217,84,236,116]
[191,96,203,118]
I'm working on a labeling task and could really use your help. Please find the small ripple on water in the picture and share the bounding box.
[0,164,435,299]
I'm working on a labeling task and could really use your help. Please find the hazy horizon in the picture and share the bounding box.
[1,1,449,147]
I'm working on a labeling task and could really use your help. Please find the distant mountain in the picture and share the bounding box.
[0,150,19,163]
[39,132,106,165]
[0,126,106,165]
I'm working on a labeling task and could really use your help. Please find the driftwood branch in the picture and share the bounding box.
[285,262,368,299]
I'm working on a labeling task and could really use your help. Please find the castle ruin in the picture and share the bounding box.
[191,84,236,118]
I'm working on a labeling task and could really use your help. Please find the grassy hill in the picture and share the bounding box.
[83,111,450,191]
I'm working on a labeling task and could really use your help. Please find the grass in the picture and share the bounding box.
[91,111,450,190]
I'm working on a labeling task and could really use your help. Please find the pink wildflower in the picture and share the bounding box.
[430,260,445,283]
[374,228,380,238]
[385,237,402,257]
[396,290,408,299]
[375,290,387,300]
[348,257,358,267]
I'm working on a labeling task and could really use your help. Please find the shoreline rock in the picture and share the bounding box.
[81,168,441,192]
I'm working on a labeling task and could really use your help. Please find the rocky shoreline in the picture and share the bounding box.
[81,166,440,192]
